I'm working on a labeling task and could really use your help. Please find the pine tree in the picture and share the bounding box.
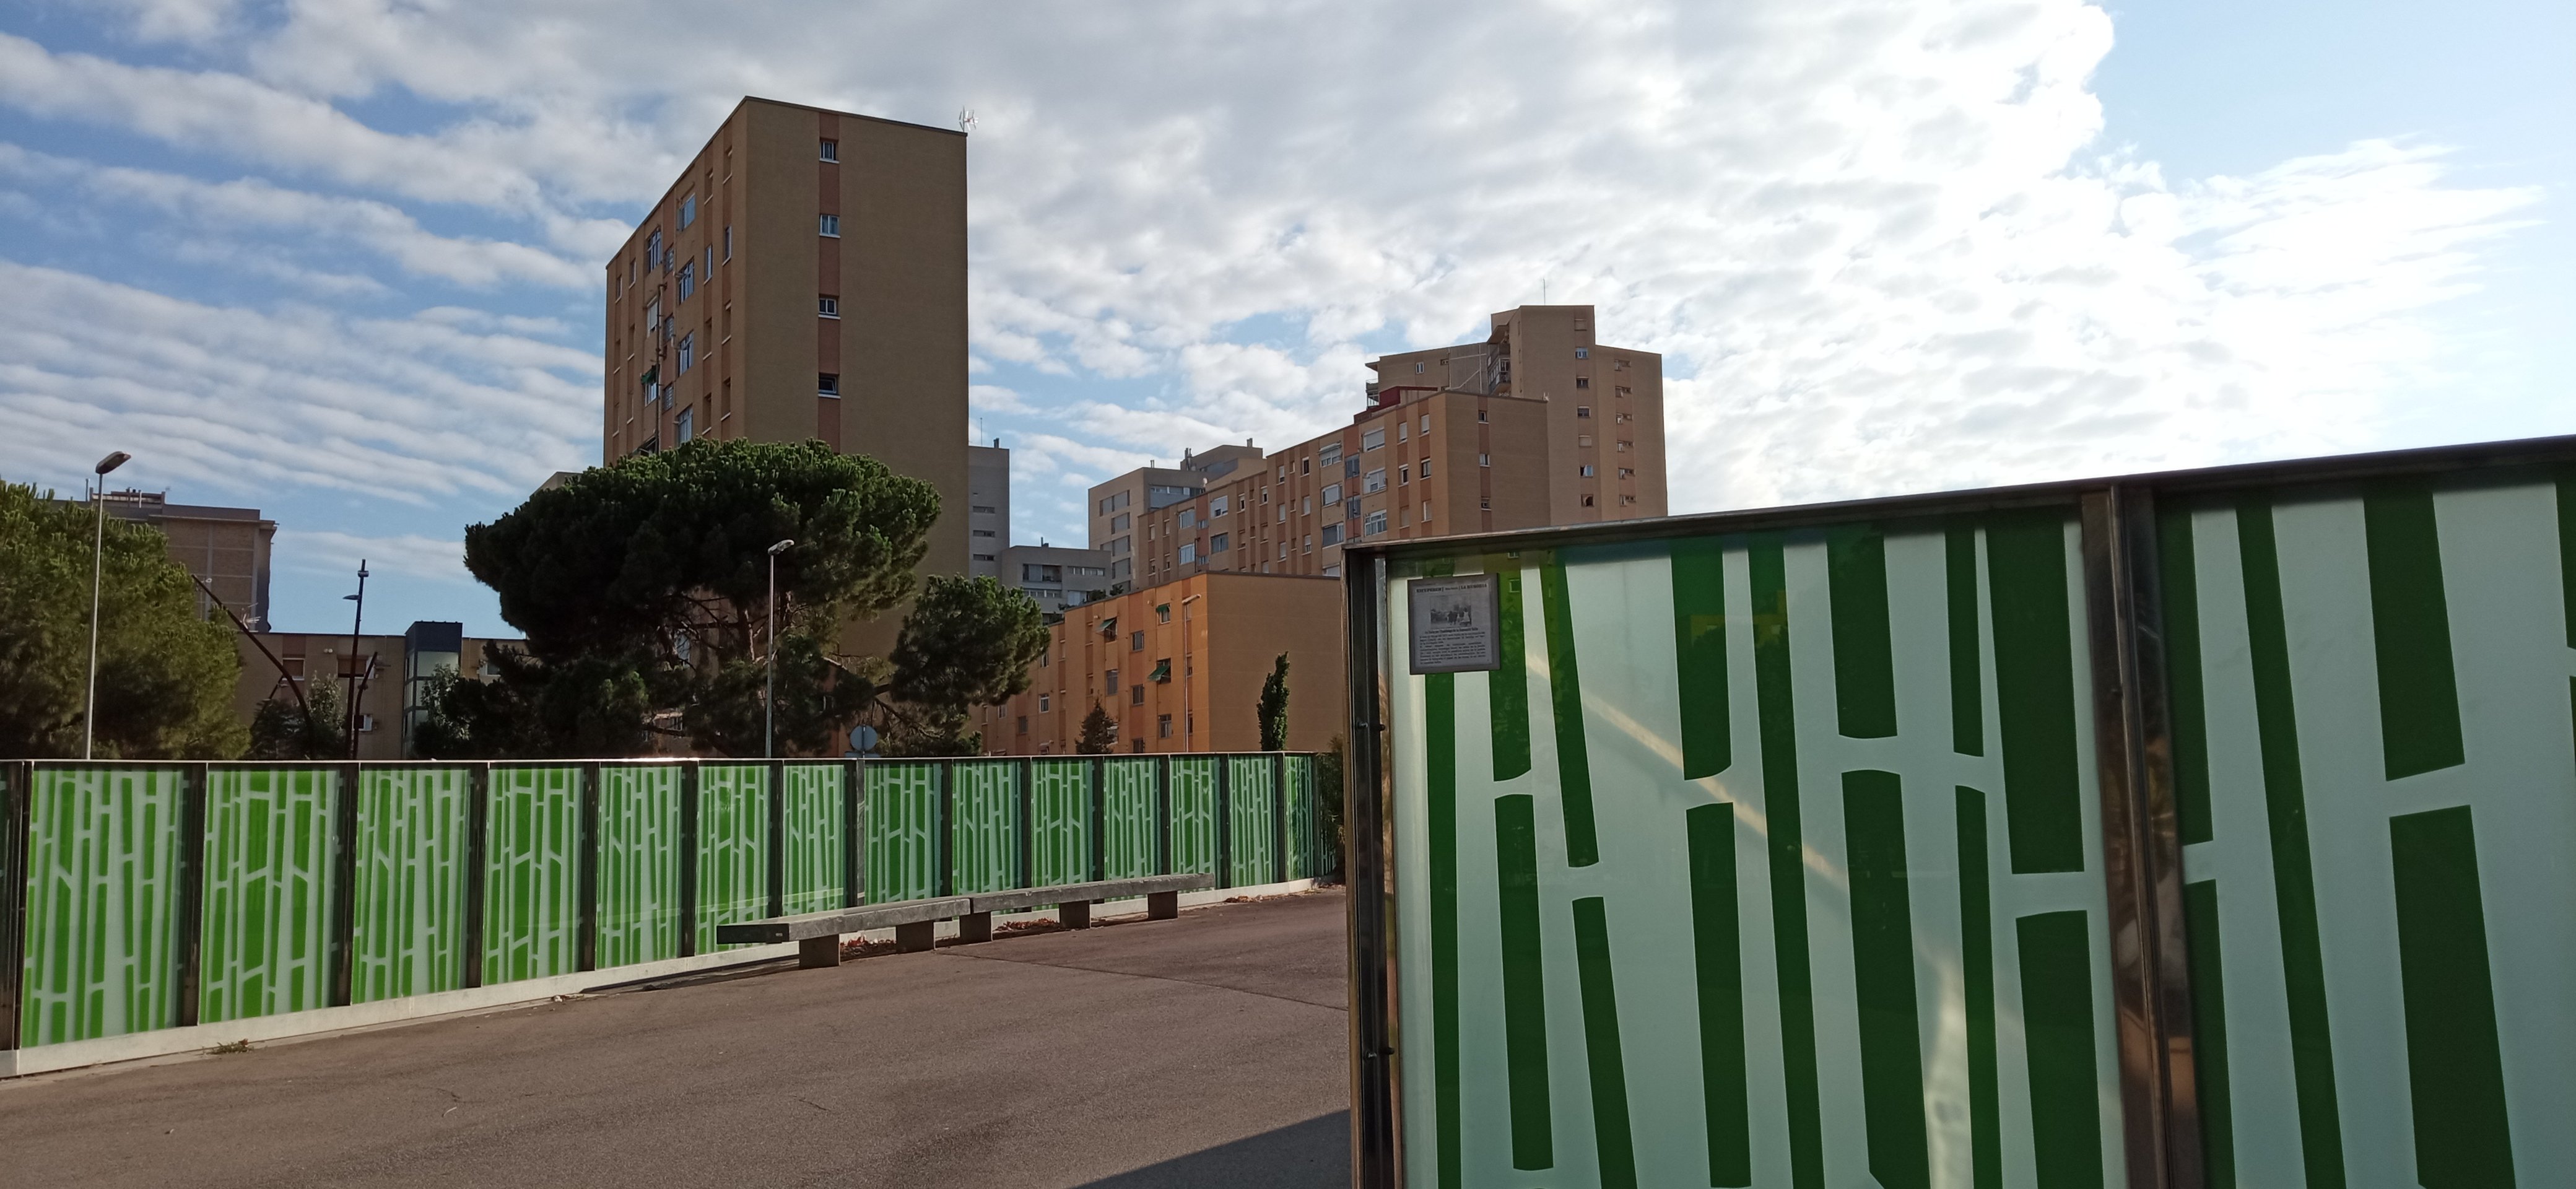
[1076,702,1117,754]
[1257,651,1290,751]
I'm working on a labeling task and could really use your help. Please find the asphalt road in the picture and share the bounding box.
[0,890,1353,1188]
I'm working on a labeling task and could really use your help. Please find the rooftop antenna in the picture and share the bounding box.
[957,108,978,134]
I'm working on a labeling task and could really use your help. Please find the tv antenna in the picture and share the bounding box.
[957,108,978,134]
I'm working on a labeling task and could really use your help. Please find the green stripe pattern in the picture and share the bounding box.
[778,764,842,917]
[1169,758,1217,875]
[1099,759,1158,878]
[1392,517,2122,1188]
[482,765,580,984]
[947,761,1020,895]
[1284,755,1322,879]
[1226,757,1277,886]
[2165,476,2569,1189]
[1030,760,1090,887]
[200,767,337,1024]
[694,765,769,950]
[595,765,682,968]
[350,767,467,1004]
[19,768,181,1046]
[864,763,938,904]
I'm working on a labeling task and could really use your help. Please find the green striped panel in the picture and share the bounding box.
[594,765,682,969]
[1284,755,1320,879]
[1427,674,1463,1188]
[1030,760,1090,887]
[1494,793,1553,1170]
[1672,536,1732,778]
[1946,523,1985,757]
[1845,770,1930,1189]
[1492,563,1532,780]
[779,764,843,917]
[1957,787,2003,1189]
[2017,910,2105,1189]
[1749,533,1825,1188]
[1539,555,1600,866]
[1828,526,1899,738]
[1986,507,2085,874]
[864,764,938,904]
[482,765,580,983]
[350,767,467,1004]
[1226,757,1277,887]
[1572,896,1638,1188]
[694,764,769,951]
[1169,759,1218,876]
[199,767,338,1024]
[19,768,181,1047]
[947,761,1020,894]
[2362,481,2466,779]
[2390,807,2515,1187]
[1687,801,1751,1187]
[1099,759,1159,879]
[2185,879,2234,1188]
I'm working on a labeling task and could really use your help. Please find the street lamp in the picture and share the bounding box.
[83,451,131,759]
[765,539,795,759]
[1179,592,1201,754]
[342,560,370,759]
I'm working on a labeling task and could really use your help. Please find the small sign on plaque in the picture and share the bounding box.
[1408,573,1503,674]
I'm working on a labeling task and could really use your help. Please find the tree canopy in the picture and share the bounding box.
[424,439,1044,759]
[0,481,243,759]
[1258,651,1290,751]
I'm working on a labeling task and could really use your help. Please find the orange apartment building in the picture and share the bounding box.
[978,572,1344,756]
[1092,304,1666,586]
[600,96,970,581]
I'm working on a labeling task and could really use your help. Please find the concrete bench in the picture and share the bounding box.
[960,873,1216,941]
[715,897,973,967]
[711,873,1218,968]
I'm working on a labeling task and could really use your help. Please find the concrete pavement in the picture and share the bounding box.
[0,890,1352,1188]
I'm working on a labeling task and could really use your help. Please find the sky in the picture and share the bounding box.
[0,0,2565,639]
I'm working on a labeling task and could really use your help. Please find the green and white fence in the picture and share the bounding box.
[0,753,1326,1061]
[1342,437,2576,1188]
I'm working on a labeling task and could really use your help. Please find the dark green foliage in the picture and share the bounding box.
[1077,702,1117,754]
[1316,734,1346,878]
[0,481,245,759]
[244,678,342,760]
[1258,651,1290,751]
[890,575,1049,712]
[411,648,661,759]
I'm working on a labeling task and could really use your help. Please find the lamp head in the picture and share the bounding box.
[94,451,131,476]
[768,539,796,555]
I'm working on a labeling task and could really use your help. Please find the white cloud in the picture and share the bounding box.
[272,528,468,584]
[0,0,2550,545]
[0,261,596,507]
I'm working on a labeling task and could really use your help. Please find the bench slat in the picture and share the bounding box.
[712,896,975,944]
[967,873,1215,916]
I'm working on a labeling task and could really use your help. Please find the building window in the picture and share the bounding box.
[1321,523,1342,546]
[1131,685,1146,706]
[675,406,695,444]
[1319,443,1342,466]
[972,552,995,563]
[1617,440,1632,451]
[1178,508,1195,529]
[1618,467,1634,479]
[818,373,839,398]
[1276,505,1287,523]
[1323,564,1341,577]
[1364,428,1385,451]
[1479,453,1490,467]
[1302,496,1314,514]
[1279,541,1289,559]
[1131,630,1145,651]
[676,261,695,302]
[1421,414,1431,433]
[1038,694,1050,712]
[1577,405,1591,419]
[1157,603,1172,624]
[1346,458,1361,476]
[1178,542,1196,565]
[1414,361,1425,373]
[679,194,697,229]
[819,138,838,161]
[1158,715,1172,738]
[1421,459,1432,478]
[1398,465,1409,484]
[972,529,996,538]
[1622,494,1638,505]
[1422,502,1432,521]
[1575,347,1590,359]
[1210,494,1228,516]
[1579,435,1595,448]
[1364,510,1388,536]
[1575,376,1590,390]
[1211,533,1230,554]
[645,229,662,268]
[819,295,838,318]
[723,225,732,259]
[1112,513,1130,532]
[1106,669,1120,694]
[1365,468,1386,493]
[1581,464,1596,477]
[1481,498,1492,510]
[1017,716,1028,734]
[819,214,840,237]
[1321,483,1341,506]
[1583,494,1598,507]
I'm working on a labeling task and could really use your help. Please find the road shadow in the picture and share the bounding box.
[1070,1110,1347,1188]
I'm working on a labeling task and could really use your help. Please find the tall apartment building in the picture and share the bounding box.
[70,490,276,631]
[601,97,970,578]
[1088,305,1664,585]
[967,442,1009,578]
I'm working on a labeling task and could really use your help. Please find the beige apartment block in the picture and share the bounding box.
[70,491,276,631]
[978,572,1343,757]
[601,96,969,581]
[1089,304,1665,585]
[233,621,518,760]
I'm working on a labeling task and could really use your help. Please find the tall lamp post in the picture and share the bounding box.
[1179,592,1201,753]
[765,539,795,759]
[83,450,132,759]
[342,560,369,759]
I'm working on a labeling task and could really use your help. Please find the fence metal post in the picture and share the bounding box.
[843,757,864,908]
[461,763,490,989]
[1,762,34,1052]
[1017,758,1035,889]
[767,759,786,919]
[1157,754,1173,876]
[326,762,360,1008]
[677,762,700,959]
[173,762,209,1028]
[1215,754,1233,889]
[577,762,601,972]
[1273,752,1289,884]
[936,760,954,899]
[1087,757,1107,882]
